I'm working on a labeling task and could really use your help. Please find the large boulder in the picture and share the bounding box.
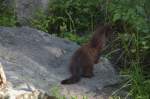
[0,62,57,99]
[0,26,119,98]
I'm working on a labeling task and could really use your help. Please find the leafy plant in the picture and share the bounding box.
[0,0,16,26]
[104,0,150,98]
[31,0,106,36]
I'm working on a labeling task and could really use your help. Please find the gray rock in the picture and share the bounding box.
[16,0,49,25]
[0,27,119,98]
[0,62,56,99]
[5,0,49,25]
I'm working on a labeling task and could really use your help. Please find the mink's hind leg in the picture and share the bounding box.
[82,64,94,78]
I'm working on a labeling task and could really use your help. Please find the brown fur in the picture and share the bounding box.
[61,24,113,84]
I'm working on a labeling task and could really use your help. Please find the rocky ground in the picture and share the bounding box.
[0,27,120,99]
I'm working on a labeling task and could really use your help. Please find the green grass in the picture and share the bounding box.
[50,85,89,99]
[108,31,150,99]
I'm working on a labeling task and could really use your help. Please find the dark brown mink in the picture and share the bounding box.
[61,24,113,84]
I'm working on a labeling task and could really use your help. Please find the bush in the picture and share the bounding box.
[105,0,150,98]
[0,0,16,26]
[31,0,106,36]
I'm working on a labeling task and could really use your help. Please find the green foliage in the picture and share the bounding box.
[50,85,88,99]
[105,0,150,98]
[0,0,16,26]
[30,10,49,32]
[62,32,91,45]
[31,0,105,38]
[31,0,101,43]
[48,0,103,33]
[108,0,149,33]
[0,15,16,26]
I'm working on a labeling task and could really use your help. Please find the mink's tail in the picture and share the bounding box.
[61,54,82,84]
[61,75,80,84]
[61,65,81,84]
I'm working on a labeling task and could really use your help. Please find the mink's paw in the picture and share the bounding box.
[82,73,94,78]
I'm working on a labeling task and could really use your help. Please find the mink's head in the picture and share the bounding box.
[104,24,113,37]
[95,23,113,37]
[90,23,113,48]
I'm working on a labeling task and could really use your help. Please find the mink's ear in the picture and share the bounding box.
[95,23,112,35]
[104,23,112,31]
[103,24,113,37]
